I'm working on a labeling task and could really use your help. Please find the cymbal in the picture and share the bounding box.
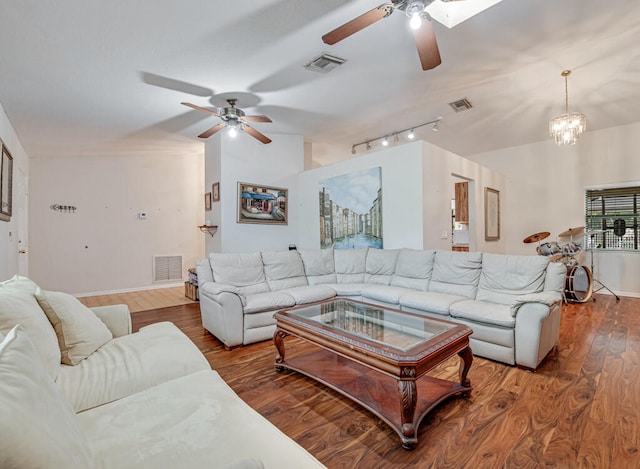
[585,229,606,235]
[558,226,585,238]
[523,231,550,243]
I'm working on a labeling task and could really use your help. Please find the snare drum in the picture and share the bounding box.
[565,265,593,303]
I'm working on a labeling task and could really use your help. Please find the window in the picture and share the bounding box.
[585,186,639,251]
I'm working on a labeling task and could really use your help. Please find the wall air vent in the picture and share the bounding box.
[304,53,347,73]
[153,255,183,283]
[449,98,473,112]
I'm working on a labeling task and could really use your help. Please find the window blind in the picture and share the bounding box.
[585,187,639,251]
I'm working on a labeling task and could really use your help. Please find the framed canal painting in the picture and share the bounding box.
[237,182,288,225]
[318,166,382,249]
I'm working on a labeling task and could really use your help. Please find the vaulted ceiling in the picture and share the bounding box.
[0,0,639,163]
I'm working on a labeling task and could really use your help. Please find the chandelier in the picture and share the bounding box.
[549,70,586,145]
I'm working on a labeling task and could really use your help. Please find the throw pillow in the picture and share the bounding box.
[0,325,95,468]
[36,288,113,365]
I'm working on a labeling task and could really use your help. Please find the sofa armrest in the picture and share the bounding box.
[510,291,562,317]
[200,281,247,306]
[90,304,132,337]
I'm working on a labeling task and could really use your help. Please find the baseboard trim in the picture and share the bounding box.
[74,282,184,298]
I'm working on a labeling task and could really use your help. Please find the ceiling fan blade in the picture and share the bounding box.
[244,125,272,144]
[413,19,441,71]
[181,102,221,117]
[242,115,272,123]
[322,4,393,45]
[198,123,225,139]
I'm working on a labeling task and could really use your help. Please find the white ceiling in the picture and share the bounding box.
[1,0,639,162]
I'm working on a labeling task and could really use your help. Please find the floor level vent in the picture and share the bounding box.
[153,255,183,282]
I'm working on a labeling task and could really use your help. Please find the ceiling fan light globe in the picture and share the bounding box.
[228,126,238,138]
[409,13,423,30]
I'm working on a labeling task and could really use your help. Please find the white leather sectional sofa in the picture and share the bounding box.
[197,248,566,370]
[0,275,325,468]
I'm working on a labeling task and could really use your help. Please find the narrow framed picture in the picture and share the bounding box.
[212,182,220,202]
[237,182,287,225]
[204,192,212,211]
[0,139,13,222]
[484,187,500,241]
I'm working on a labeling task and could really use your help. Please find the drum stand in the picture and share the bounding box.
[587,248,620,301]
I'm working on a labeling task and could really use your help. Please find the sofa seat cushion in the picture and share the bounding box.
[361,285,413,305]
[449,300,516,328]
[36,288,113,365]
[77,370,326,469]
[0,325,94,468]
[209,252,270,295]
[278,285,336,305]
[399,291,467,316]
[55,322,211,412]
[323,283,368,297]
[0,275,61,380]
[243,292,295,315]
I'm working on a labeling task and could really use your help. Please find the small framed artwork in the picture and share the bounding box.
[204,192,212,211]
[237,182,288,225]
[0,139,13,222]
[212,182,220,202]
[485,187,500,241]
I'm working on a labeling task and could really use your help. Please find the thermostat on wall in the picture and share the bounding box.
[138,212,148,219]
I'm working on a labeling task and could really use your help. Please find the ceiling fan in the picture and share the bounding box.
[322,0,465,71]
[182,99,273,144]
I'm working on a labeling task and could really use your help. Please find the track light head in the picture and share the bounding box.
[382,136,389,147]
[407,129,415,139]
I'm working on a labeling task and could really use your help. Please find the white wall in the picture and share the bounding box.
[297,143,425,250]
[204,133,304,254]
[468,122,640,297]
[29,154,204,295]
[0,102,29,281]
[296,141,506,252]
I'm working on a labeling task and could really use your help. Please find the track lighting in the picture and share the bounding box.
[351,116,442,154]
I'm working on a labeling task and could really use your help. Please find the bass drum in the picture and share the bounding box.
[565,266,593,303]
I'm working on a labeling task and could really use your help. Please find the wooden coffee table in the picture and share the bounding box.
[273,298,473,450]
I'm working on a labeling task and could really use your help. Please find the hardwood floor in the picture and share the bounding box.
[79,285,195,312]
[117,292,638,468]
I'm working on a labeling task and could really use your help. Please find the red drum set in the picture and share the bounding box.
[523,227,593,303]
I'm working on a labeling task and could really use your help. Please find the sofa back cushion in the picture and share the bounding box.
[299,249,337,285]
[365,249,399,285]
[334,248,368,283]
[544,261,567,293]
[261,250,308,291]
[476,253,550,305]
[0,275,61,380]
[0,325,94,468]
[429,250,483,298]
[209,252,269,295]
[391,249,436,291]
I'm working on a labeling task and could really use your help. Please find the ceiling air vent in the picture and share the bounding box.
[304,53,346,73]
[449,98,473,112]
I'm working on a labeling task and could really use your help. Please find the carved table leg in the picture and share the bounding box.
[458,346,473,395]
[397,379,418,450]
[273,328,288,372]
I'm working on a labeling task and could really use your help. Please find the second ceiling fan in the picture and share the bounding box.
[322,0,465,71]
[182,99,273,144]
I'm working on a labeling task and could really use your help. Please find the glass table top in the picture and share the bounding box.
[285,299,456,352]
